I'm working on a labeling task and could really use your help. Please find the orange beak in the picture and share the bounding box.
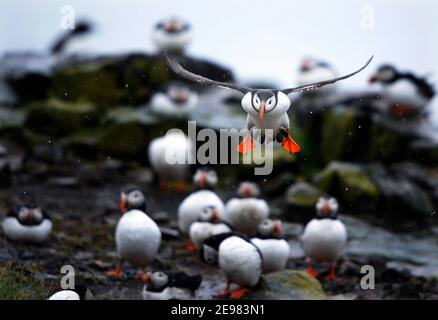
[26,209,36,223]
[212,209,220,222]
[241,184,252,197]
[273,220,282,235]
[143,272,150,284]
[322,202,330,215]
[198,173,207,189]
[259,100,266,122]
[368,75,377,84]
[119,193,127,213]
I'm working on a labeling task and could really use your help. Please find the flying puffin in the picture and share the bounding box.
[297,58,338,96]
[200,232,263,299]
[250,219,290,274]
[189,205,232,251]
[106,189,161,282]
[153,16,192,53]
[142,270,202,300]
[148,130,194,191]
[2,205,52,243]
[369,64,435,116]
[166,54,373,154]
[301,197,347,280]
[48,285,94,300]
[149,83,199,118]
[225,182,269,237]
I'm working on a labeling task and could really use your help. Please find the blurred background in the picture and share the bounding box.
[0,0,437,300]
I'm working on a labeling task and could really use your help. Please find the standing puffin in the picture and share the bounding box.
[301,197,347,280]
[177,168,226,241]
[48,285,93,300]
[369,64,435,116]
[153,16,192,53]
[250,219,290,274]
[297,58,338,96]
[200,232,263,299]
[225,182,269,237]
[142,270,202,300]
[166,54,373,154]
[149,84,198,118]
[189,205,232,251]
[106,189,161,282]
[2,205,52,243]
[148,130,194,191]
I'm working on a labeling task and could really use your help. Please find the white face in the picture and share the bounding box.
[198,206,219,222]
[193,169,218,188]
[377,68,396,82]
[316,197,339,217]
[241,91,290,119]
[150,271,169,289]
[237,182,260,198]
[18,206,43,224]
[127,190,145,209]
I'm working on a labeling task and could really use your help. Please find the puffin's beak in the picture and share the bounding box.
[273,220,282,235]
[259,100,266,122]
[368,75,377,84]
[198,173,207,189]
[322,202,330,215]
[120,193,127,213]
[241,184,252,197]
[143,272,150,284]
[212,209,220,222]
[26,209,36,223]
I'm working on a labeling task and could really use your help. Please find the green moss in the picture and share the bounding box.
[286,182,323,208]
[370,121,405,162]
[269,270,326,300]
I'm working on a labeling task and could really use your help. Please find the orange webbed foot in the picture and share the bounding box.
[230,288,249,299]
[282,133,301,154]
[106,269,123,278]
[306,265,319,278]
[237,137,255,154]
[185,241,197,253]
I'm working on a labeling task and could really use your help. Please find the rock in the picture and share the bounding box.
[0,159,12,188]
[313,162,379,213]
[0,107,26,131]
[47,176,79,188]
[285,182,324,213]
[262,172,295,197]
[247,270,326,300]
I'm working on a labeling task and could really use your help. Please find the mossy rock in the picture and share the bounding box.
[0,107,26,131]
[369,118,406,163]
[248,270,326,300]
[285,182,323,215]
[313,161,379,213]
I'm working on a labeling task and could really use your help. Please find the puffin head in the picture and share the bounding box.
[15,205,45,226]
[315,197,339,219]
[237,181,260,198]
[369,64,398,84]
[257,219,283,237]
[120,188,146,213]
[168,86,189,105]
[241,90,290,123]
[193,168,218,190]
[197,205,220,223]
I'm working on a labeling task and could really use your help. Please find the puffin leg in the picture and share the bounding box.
[230,288,250,299]
[215,281,231,297]
[185,240,197,253]
[306,259,319,278]
[280,129,301,154]
[106,260,124,277]
[237,132,255,154]
[326,262,338,281]
[174,181,190,193]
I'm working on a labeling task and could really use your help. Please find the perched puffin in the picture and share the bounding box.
[301,197,347,280]
[106,189,161,281]
[2,205,52,243]
[166,54,373,154]
[250,219,290,274]
[369,64,435,116]
[142,271,202,300]
[152,16,192,53]
[177,168,226,240]
[148,130,194,190]
[225,182,269,237]
[189,205,232,250]
[297,58,338,96]
[149,84,198,118]
[200,232,263,299]
[48,285,93,300]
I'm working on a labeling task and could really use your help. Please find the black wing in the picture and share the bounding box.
[165,54,251,94]
[282,56,374,94]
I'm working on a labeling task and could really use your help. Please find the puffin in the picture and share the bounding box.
[177,168,226,243]
[149,84,198,118]
[250,219,290,274]
[301,197,347,280]
[2,205,52,243]
[225,182,269,237]
[48,285,93,300]
[200,232,263,299]
[142,270,202,300]
[148,130,194,191]
[297,58,338,96]
[166,54,373,154]
[189,205,232,251]
[106,189,161,282]
[369,64,435,116]
[153,16,192,53]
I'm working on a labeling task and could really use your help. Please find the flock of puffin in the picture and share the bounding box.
[2,16,435,300]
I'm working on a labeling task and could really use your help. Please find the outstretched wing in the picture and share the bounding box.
[165,54,251,94]
[282,56,374,94]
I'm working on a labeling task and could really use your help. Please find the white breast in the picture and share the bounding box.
[48,290,80,300]
[148,132,193,181]
[142,286,191,300]
[225,198,269,236]
[219,236,262,287]
[383,79,428,109]
[2,217,52,243]
[189,222,231,250]
[301,219,347,262]
[115,209,161,267]
[152,29,192,51]
[250,238,290,274]
[149,92,198,117]
[178,190,226,235]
